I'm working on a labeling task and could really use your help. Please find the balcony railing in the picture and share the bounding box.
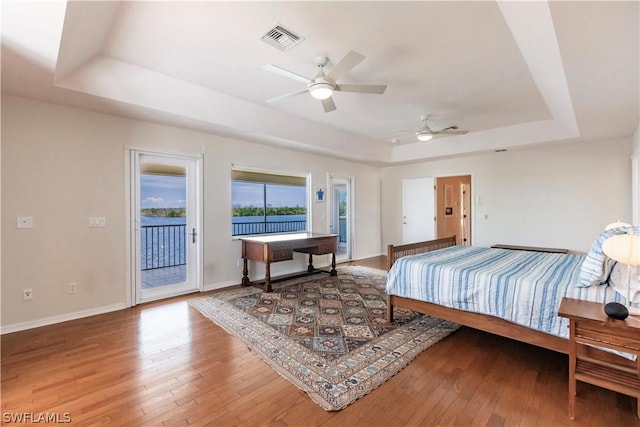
[141,224,186,271]
[232,220,307,236]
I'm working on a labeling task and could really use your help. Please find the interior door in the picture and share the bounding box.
[329,175,352,262]
[402,177,435,244]
[133,152,201,303]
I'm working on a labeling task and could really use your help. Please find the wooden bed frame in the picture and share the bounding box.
[385,236,635,368]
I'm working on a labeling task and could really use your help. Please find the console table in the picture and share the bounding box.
[241,232,338,292]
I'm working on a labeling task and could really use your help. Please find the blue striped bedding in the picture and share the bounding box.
[386,245,624,339]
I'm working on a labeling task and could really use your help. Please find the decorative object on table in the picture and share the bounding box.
[602,229,640,316]
[315,187,325,202]
[190,267,459,411]
[603,301,629,320]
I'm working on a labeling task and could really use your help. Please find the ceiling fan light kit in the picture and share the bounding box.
[416,132,434,142]
[308,80,334,100]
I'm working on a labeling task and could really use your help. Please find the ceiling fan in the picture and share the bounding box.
[263,50,387,113]
[409,114,469,142]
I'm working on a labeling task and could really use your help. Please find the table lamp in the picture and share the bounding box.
[605,221,631,230]
[602,233,640,317]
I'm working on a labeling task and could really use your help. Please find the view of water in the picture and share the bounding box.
[232,214,306,223]
[141,216,186,226]
[141,214,306,226]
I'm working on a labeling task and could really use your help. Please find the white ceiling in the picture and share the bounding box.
[2,1,638,165]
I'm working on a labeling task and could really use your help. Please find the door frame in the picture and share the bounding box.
[327,174,354,262]
[434,172,475,245]
[126,149,203,306]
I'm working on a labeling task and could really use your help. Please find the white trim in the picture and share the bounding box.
[1,303,127,335]
[230,163,309,178]
[124,144,204,159]
[327,173,355,261]
[127,149,204,306]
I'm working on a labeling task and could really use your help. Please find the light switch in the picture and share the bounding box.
[89,217,107,228]
[17,217,33,229]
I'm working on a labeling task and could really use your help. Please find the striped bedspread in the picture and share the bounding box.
[386,245,624,339]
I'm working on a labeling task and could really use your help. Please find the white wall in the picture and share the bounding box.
[381,138,633,253]
[632,124,640,225]
[1,95,382,331]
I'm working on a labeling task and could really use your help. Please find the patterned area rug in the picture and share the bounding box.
[190,266,459,411]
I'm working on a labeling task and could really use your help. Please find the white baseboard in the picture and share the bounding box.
[1,303,127,335]
[203,279,240,292]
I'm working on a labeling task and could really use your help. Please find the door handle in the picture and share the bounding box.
[190,228,197,243]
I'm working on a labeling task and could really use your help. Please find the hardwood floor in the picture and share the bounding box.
[2,257,638,426]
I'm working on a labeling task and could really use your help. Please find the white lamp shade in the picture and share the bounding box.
[605,221,631,230]
[308,82,334,100]
[602,234,640,266]
[416,133,433,142]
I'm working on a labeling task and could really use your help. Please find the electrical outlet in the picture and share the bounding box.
[23,289,33,300]
[68,283,77,294]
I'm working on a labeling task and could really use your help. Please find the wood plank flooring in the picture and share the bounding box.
[2,257,638,426]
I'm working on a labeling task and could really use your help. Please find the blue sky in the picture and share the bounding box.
[141,176,306,209]
[232,182,306,208]
[141,174,186,208]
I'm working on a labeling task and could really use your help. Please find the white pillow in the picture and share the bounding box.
[578,226,634,287]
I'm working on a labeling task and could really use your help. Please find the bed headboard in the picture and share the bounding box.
[386,235,457,271]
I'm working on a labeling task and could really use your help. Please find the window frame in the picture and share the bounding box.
[230,165,311,238]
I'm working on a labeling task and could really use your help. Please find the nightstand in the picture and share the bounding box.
[558,298,640,419]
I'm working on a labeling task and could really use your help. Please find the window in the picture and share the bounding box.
[231,167,308,236]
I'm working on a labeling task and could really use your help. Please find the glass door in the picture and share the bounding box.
[329,175,353,262]
[133,152,201,303]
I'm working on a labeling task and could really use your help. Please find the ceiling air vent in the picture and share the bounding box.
[259,24,304,51]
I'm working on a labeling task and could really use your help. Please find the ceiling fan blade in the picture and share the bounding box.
[334,84,387,94]
[321,97,336,113]
[265,89,309,103]
[436,129,469,135]
[325,50,365,81]
[262,64,311,84]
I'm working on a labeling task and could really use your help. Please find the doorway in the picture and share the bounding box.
[328,175,353,262]
[436,175,472,245]
[131,151,202,304]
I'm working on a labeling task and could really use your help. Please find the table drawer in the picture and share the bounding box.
[316,240,337,254]
[269,248,293,262]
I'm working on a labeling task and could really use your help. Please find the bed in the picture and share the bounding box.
[385,236,635,366]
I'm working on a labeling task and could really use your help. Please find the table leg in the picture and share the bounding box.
[568,321,577,420]
[241,258,250,287]
[330,252,337,276]
[307,254,315,273]
[265,262,272,293]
